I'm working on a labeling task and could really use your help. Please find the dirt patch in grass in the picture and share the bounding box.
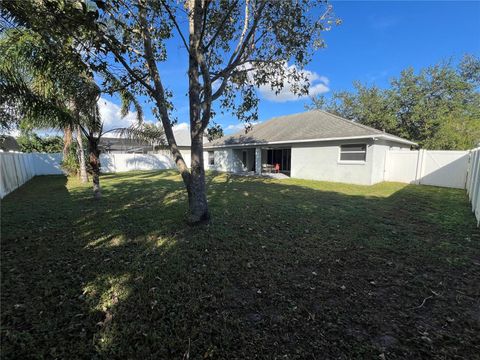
[1,171,479,359]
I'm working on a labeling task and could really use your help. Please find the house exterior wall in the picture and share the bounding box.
[291,139,412,185]
[290,139,376,185]
[206,148,242,172]
[180,148,191,168]
[370,140,411,184]
[206,138,412,185]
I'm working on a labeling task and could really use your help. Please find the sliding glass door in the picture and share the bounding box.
[266,148,291,172]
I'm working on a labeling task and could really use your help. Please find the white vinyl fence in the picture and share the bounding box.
[99,153,175,173]
[0,151,63,198]
[0,152,177,198]
[385,149,470,189]
[466,147,480,226]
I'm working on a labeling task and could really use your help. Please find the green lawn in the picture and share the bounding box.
[1,171,479,359]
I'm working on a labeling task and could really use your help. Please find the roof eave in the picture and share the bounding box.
[205,134,417,148]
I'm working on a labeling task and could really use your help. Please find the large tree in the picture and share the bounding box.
[2,0,338,223]
[308,55,480,150]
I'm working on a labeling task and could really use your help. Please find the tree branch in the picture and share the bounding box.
[159,0,190,53]
[138,0,190,176]
[199,0,210,44]
[104,36,155,93]
[204,0,239,50]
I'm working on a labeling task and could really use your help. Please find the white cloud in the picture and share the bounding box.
[257,65,330,102]
[98,97,150,135]
[236,62,330,103]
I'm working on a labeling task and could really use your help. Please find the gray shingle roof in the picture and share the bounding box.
[206,110,416,147]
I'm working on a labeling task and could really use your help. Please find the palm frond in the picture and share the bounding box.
[109,123,167,147]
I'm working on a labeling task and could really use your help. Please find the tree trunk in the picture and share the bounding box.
[184,0,210,224]
[187,132,209,223]
[88,137,101,199]
[138,0,208,223]
[76,125,88,183]
[63,125,72,159]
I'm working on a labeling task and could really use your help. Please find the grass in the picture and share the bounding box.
[1,170,479,359]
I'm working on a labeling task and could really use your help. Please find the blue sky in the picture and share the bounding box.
[100,1,480,135]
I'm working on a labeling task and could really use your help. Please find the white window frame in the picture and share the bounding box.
[338,144,367,164]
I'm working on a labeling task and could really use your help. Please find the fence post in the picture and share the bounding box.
[465,150,472,190]
[470,150,479,201]
[414,149,424,184]
[472,150,480,213]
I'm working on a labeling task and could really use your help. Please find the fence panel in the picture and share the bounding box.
[0,152,36,198]
[385,150,419,183]
[99,153,175,173]
[386,149,470,189]
[420,150,470,188]
[31,153,64,175]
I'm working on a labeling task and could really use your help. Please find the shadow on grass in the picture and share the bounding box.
[1,171,479,359]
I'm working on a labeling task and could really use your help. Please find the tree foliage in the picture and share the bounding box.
[16,130,63,153]
[206,122,224,142]
[309,55,480,150]
[0,28,100,133]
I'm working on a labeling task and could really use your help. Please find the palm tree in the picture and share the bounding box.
[0,28,153,198]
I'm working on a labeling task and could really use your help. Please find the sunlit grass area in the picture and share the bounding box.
[2,171,479,359]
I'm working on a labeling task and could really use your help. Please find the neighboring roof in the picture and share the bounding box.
[172,127,208,147]
[173,127,191,147]
[99,137,154,153]
[0,135,21,151]
[99,126,208,152]
[206,110,417,148]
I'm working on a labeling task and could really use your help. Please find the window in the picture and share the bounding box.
[242,151,247,168]
[339,144,366,162]
[208,151,215,165]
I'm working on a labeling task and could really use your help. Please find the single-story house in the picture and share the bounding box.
[204,110,417,185]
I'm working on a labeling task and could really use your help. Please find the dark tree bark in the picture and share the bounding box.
[63,124,72,159]
[187,130,209,223]
[184,0,211,223]
[87,135,101,199]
